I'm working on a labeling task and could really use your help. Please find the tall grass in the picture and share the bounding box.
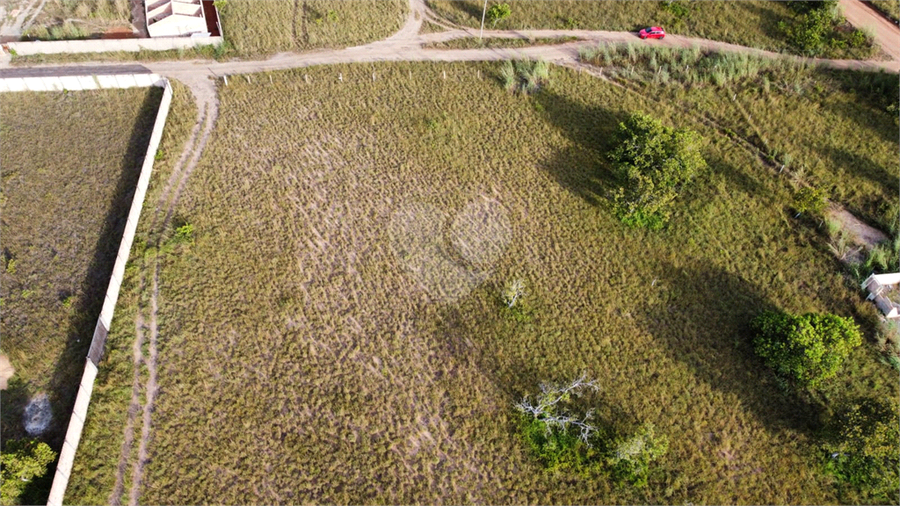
[66,62,897,505]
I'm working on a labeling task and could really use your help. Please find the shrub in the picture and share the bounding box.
[824,397,900,503]
[607,112,706,229]
[516,375,603,473]
[660,0,690,20]
[501,278,526,308]
[780,6,835,55]
[0,439,57,506]
[751,311,862,388]
[487,3,511,28]
[499,59,551,94]
[793,186,827,217]
[608,423,669,487]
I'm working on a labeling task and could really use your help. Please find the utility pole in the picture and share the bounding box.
[480,0,487,40]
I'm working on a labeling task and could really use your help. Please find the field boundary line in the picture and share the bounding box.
[39,75,174,506]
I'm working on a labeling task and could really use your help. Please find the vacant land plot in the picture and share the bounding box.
[0,87,161,453]
[68,61,897,504]
[219,0,407,57]
[429,0,795,50]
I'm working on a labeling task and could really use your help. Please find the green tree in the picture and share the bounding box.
[487,3,511,28]
[751,311,862,388]
[608,423,669,487]
[781,2,838,55]
[1,439,56,506]
[607,112,706,229]
[824,397,900,503]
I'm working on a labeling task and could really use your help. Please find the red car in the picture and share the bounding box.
[639,27,666,39]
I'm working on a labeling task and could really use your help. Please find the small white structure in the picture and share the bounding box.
[146,0,209,38]
[862,273,900,319]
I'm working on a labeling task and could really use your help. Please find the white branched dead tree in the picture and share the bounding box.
[502,279,527,308]
[515,373,600,446]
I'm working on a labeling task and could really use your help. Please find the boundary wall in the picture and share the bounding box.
[8,35,222,56]
[0,72,173,506]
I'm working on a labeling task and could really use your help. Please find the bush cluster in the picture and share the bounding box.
[751,311,862,388]
[607,112,705,229]
[823,397,900,503]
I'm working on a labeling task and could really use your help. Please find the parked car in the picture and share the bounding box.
[638,27,666,39]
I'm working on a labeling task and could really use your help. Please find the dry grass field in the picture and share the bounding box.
[219,0,407,57]
[0,87,161,464]
[66,61,898,504]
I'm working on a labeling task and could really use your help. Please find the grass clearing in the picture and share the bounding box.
[218,0,407,58]
[68,61,898,504]
[0,86,162,501]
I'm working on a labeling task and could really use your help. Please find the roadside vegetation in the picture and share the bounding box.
[66,61,898,504]
[422,36,579,50]
[0,87,162,504]
[428,0,879,58]
[22,0,133,40]
[779,0,877,58]
[429,0,793,51]
[868,0,900,23]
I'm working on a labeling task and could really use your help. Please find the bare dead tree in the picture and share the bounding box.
[515,373,600,446]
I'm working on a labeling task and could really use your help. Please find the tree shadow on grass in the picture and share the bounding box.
[442,0,483,24]
[819,145,894,204]
[2,87,162,504]
[531,89,629,206]
[636,261,827,435]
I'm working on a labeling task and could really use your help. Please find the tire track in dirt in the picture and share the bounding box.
[128,272,159,506]
[108,303,147,506]
[116,75,219,504]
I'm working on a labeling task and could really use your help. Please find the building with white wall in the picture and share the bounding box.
[146,0,209,38]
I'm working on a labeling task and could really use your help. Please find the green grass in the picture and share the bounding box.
[218,0,407,57]
[0,87,161,477]
[867,0,900,23]
[67,61,898,504]
[423,35,579,49]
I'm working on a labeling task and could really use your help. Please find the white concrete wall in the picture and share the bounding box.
[8,35,222,56]
[0,73,165,92]
[34,77,174,506]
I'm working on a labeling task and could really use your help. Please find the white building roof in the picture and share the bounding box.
[146,0,208,38]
